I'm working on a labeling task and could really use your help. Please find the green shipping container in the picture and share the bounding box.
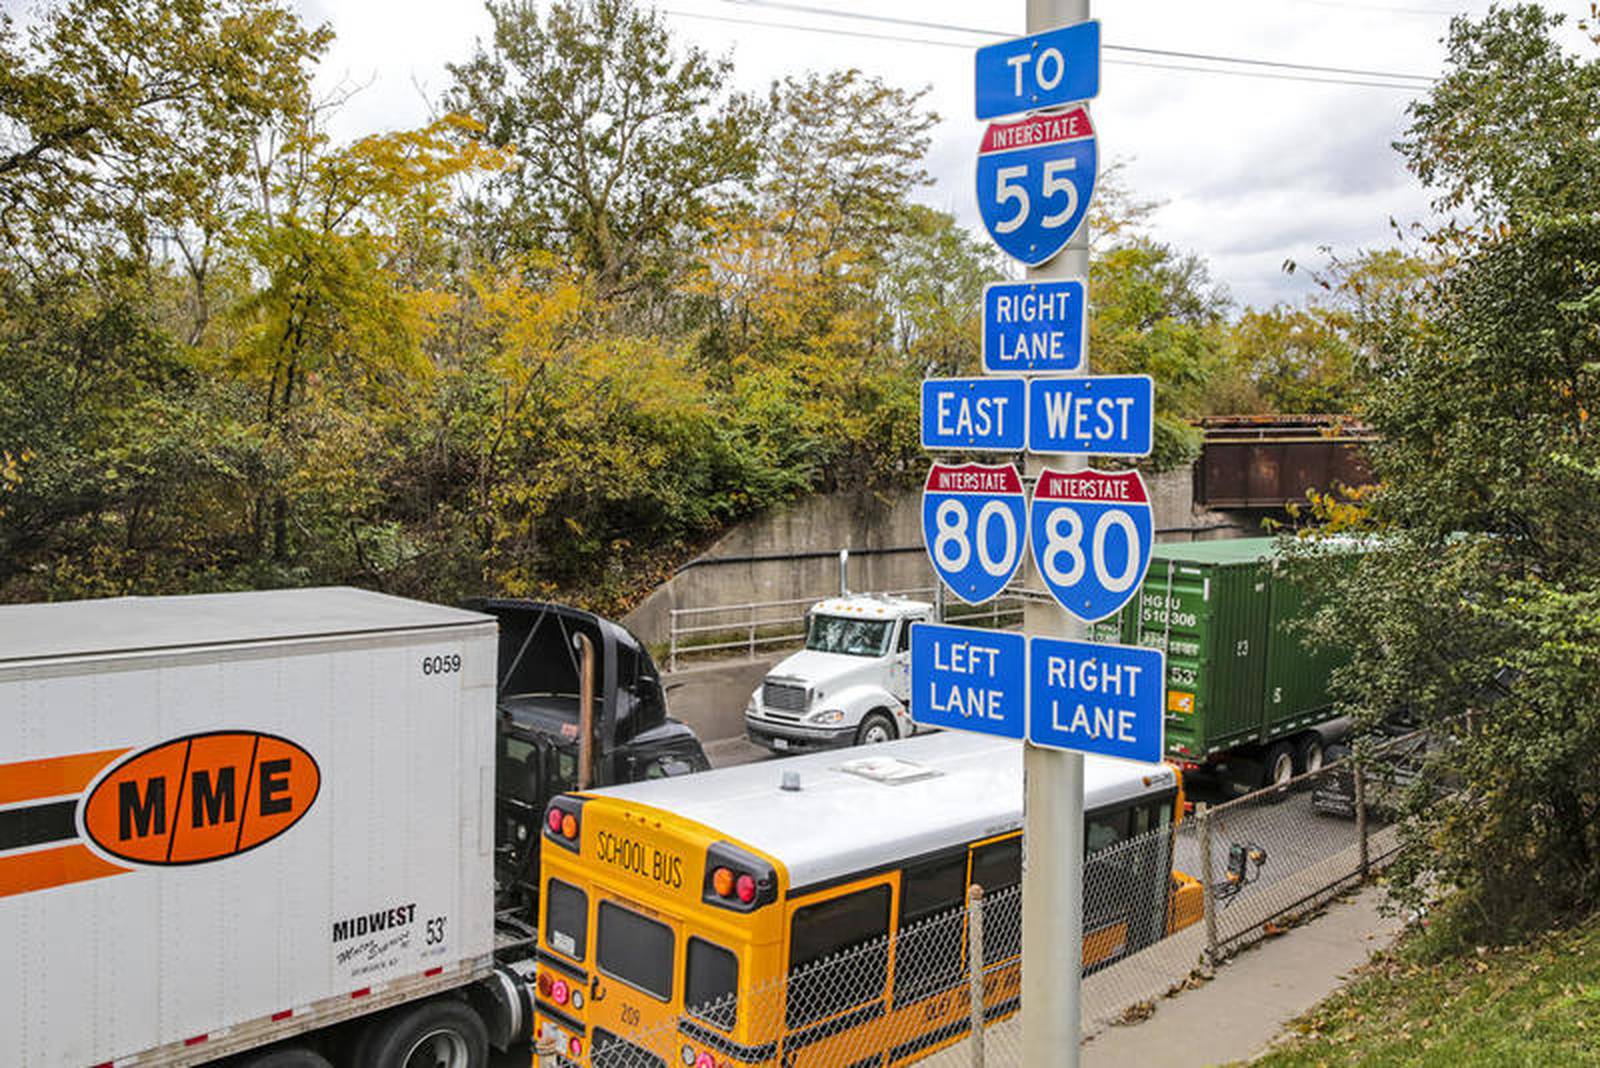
[1092,537,1344,763]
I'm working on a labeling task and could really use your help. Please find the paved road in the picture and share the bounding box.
[1174,782,1372,904]
[704,732,778,769]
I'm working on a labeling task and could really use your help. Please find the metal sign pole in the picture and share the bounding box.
[1021,0,1089,1063]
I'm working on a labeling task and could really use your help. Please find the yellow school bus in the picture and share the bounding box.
[532,732,1202,1067]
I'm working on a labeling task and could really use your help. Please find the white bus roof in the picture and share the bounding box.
[585,732,1177,891]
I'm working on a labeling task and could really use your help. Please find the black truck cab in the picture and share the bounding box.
[467,599,709,914]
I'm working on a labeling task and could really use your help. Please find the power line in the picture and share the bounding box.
[1108,56,1428,91]
[716,0,1438,83]
[663,9,1431,92]
[1111,42,1433,82]
[1285,0,1465,16]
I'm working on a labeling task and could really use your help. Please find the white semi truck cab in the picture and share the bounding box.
[745,593,933,752]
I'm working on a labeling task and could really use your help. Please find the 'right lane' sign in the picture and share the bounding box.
[1027,636,1165,763]
[982,279,1086,374]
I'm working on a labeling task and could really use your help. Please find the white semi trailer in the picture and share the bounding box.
[0,586,706,1067]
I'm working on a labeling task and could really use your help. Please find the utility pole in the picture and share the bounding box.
[1020,0,1089,1063]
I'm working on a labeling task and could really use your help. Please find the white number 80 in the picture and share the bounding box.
[934,499,1020,578]
[1040,506,1142,594]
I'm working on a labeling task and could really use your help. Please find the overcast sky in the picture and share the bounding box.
[296,0,1552,310]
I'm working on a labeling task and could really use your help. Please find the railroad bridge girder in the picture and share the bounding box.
[1193,415,1374,510]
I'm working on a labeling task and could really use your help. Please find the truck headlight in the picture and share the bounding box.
[810,709,845,725]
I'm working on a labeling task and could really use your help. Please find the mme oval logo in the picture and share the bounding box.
[81,732,320,866]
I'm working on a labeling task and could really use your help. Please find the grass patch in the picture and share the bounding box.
[1254,913,1600,1066]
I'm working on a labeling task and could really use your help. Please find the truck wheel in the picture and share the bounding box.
[359,999,488,1068]
[1295,734,1325,775]
[1263,742,1295,790]
[856,711,897,745]
[236,1049,331,1068]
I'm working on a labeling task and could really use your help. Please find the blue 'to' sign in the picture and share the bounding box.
[975,21,1101,120]
[922,462,1027,605]
[1029,468,1153,623]
[977,106,1097,268]
[911,622,1026,739]
[1028,636,1165,763]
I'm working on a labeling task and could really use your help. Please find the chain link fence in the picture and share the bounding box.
[546,735,1422,1067]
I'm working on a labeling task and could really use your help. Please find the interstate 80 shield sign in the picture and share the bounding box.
[976,105,1097,268]
[923,462,1027,605]
[1029,468,1153,623]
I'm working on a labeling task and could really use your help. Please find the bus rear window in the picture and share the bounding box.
[598,901,674,1000]
[685,938,738,1030]
[545,878,587,961]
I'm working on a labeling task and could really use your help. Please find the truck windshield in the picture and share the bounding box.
[806,615,892,657]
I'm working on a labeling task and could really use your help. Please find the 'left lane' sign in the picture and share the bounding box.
[912,622,1026,739]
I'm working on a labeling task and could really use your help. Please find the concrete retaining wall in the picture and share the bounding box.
[625,464,1259,649]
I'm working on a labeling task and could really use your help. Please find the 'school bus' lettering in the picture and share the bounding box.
[595,828,684,890]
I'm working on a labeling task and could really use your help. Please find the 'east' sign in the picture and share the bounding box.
[976,106,1097,268]
[1027,636,1165,763]
[911,623,1026,739]
[975,21,1101,120]
[1028,374,1153,457]
[920,377,1026,452]
[982,280,1086,374]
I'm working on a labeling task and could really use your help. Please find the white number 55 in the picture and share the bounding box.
[993,159,1079,235]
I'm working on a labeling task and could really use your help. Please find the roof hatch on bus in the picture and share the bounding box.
[833,754,943,785]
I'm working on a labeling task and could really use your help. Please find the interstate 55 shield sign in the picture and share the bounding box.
[1029,468,1153,623]
[976,105,1097,267]
[923,463,1027,605]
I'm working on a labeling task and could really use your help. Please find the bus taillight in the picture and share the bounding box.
[709,865,760,905]
[544,797,584,852]
[703,843,777,911]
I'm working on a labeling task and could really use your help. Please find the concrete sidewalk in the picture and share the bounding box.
[1083,883,1405,1066]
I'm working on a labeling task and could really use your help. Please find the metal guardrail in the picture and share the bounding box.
[666,588,1025,671]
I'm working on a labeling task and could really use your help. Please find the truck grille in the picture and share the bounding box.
[763,681,809,713]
